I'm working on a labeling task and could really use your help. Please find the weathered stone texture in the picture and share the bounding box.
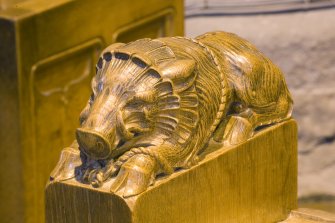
[186,8,335,198]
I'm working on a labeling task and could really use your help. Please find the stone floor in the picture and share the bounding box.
[185,8,335,202]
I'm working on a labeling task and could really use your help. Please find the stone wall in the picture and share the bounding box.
[186,8,335,199]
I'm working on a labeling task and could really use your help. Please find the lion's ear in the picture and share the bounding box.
[159,59,196,92]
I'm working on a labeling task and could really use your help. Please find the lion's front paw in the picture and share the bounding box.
[109,154,157,198]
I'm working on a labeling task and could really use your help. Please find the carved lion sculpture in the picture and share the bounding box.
[50,31,293,197]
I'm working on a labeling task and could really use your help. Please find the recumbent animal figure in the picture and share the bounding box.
[50,31,293,197]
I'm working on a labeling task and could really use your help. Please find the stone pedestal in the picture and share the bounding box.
[46,120,298,223]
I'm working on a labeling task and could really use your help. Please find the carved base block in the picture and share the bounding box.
[45,120,297,223]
